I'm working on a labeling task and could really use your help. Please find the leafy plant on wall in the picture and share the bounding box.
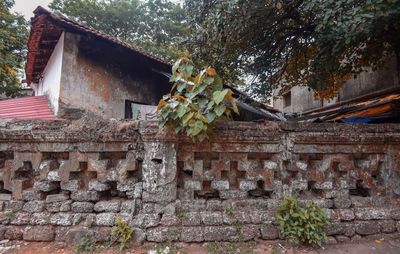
[157,57,239,141]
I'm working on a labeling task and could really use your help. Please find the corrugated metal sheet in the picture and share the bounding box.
[0,96,58,120]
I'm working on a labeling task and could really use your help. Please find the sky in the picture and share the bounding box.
[13,0,52,20]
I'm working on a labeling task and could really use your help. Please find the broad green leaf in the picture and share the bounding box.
[182,112,194,125]
[215,104,226,116]
[213,89,228,105]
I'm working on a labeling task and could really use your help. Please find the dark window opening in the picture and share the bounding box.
[283,91,291,107]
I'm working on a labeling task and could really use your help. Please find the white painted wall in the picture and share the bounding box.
[36,32,64,114]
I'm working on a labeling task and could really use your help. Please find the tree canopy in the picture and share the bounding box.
[185,0,400,100]
[49,0,188,61]
[0,0,27,97]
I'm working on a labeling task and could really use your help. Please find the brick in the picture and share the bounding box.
[10,213,31,225]
[23,201,45,213]
[180,227,204,242]
[72,202,94,213]
[180,200,206,211]
[200,212,223,225]
[146,227,180,242]
[23,226,54,241]
[181,212,201,226]
[94,200,121,213]
[93,227,112,242]
[30,212,51,225]
[47,171,61,181]
[63,227,94,244]
[95,213,116,226]
[206,200,223,211]
[350,197,372,208]
[22,190,45,201]
[355,221,381,235]
[33,181,59,192]
[61,180,80,192]
[46,193,69,203]
[211,180,229,191]
[7,201,24,212]
[5,226,24,240]
[50,213,73,226]
[160,214,180,226]
[46,200,72,212]
[71,191,100,202]
[240,224,261,241]
[117,179,137,192]
[260,224,279,240]
[203,226,237,241]
[131,213,160,228]
[239,180,257,191]
[379,220,397,233]
[219,190,248,199]
[355,208,392,220]
[337,209,355,221]
[88,180,110,192]
[120,200,136,214]
[333,198,352,209]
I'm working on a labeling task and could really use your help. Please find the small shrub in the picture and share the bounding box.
[275,196,330,246]
[157,57,239,141]
[111,216,133,251]
[76,236,96,254]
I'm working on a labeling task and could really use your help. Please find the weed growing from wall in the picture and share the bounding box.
[275,196,330,246]
[111,216,133,251]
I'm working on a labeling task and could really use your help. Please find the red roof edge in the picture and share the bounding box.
[0,96,60,121]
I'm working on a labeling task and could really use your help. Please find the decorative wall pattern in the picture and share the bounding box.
[0,120,399,244]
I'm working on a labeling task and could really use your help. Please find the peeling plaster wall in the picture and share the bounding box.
[58,32,170,119]
[0,119,399,244]
[35,33,64,114]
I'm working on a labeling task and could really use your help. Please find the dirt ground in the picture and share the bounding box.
[2,238,400,254]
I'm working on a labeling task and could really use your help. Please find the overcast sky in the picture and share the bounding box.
[13,0,52,20]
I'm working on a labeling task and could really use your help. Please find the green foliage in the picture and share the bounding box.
[50,0,188,61]
[111,216,133,251]
[157,56,239,141]
[224,206,234,216]
[0,0,27,97]
[275,196,330,246]
[76,236,96,254]
[185,0,400,100]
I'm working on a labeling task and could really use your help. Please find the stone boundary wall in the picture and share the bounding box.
[0,119,399,244]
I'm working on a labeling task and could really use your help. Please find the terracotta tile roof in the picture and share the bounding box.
[0,96,58,120]
[25,6,171,84]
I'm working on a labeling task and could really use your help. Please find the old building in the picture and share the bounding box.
[24,6,172,120]
[273,56,399,115]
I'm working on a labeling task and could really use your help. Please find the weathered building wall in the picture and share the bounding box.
[274,56,399,113]
[33,33,64,115]
[59,32,170,119]
[0,119,399,244]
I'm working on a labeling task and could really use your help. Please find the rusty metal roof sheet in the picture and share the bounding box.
[0,96,58,120]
